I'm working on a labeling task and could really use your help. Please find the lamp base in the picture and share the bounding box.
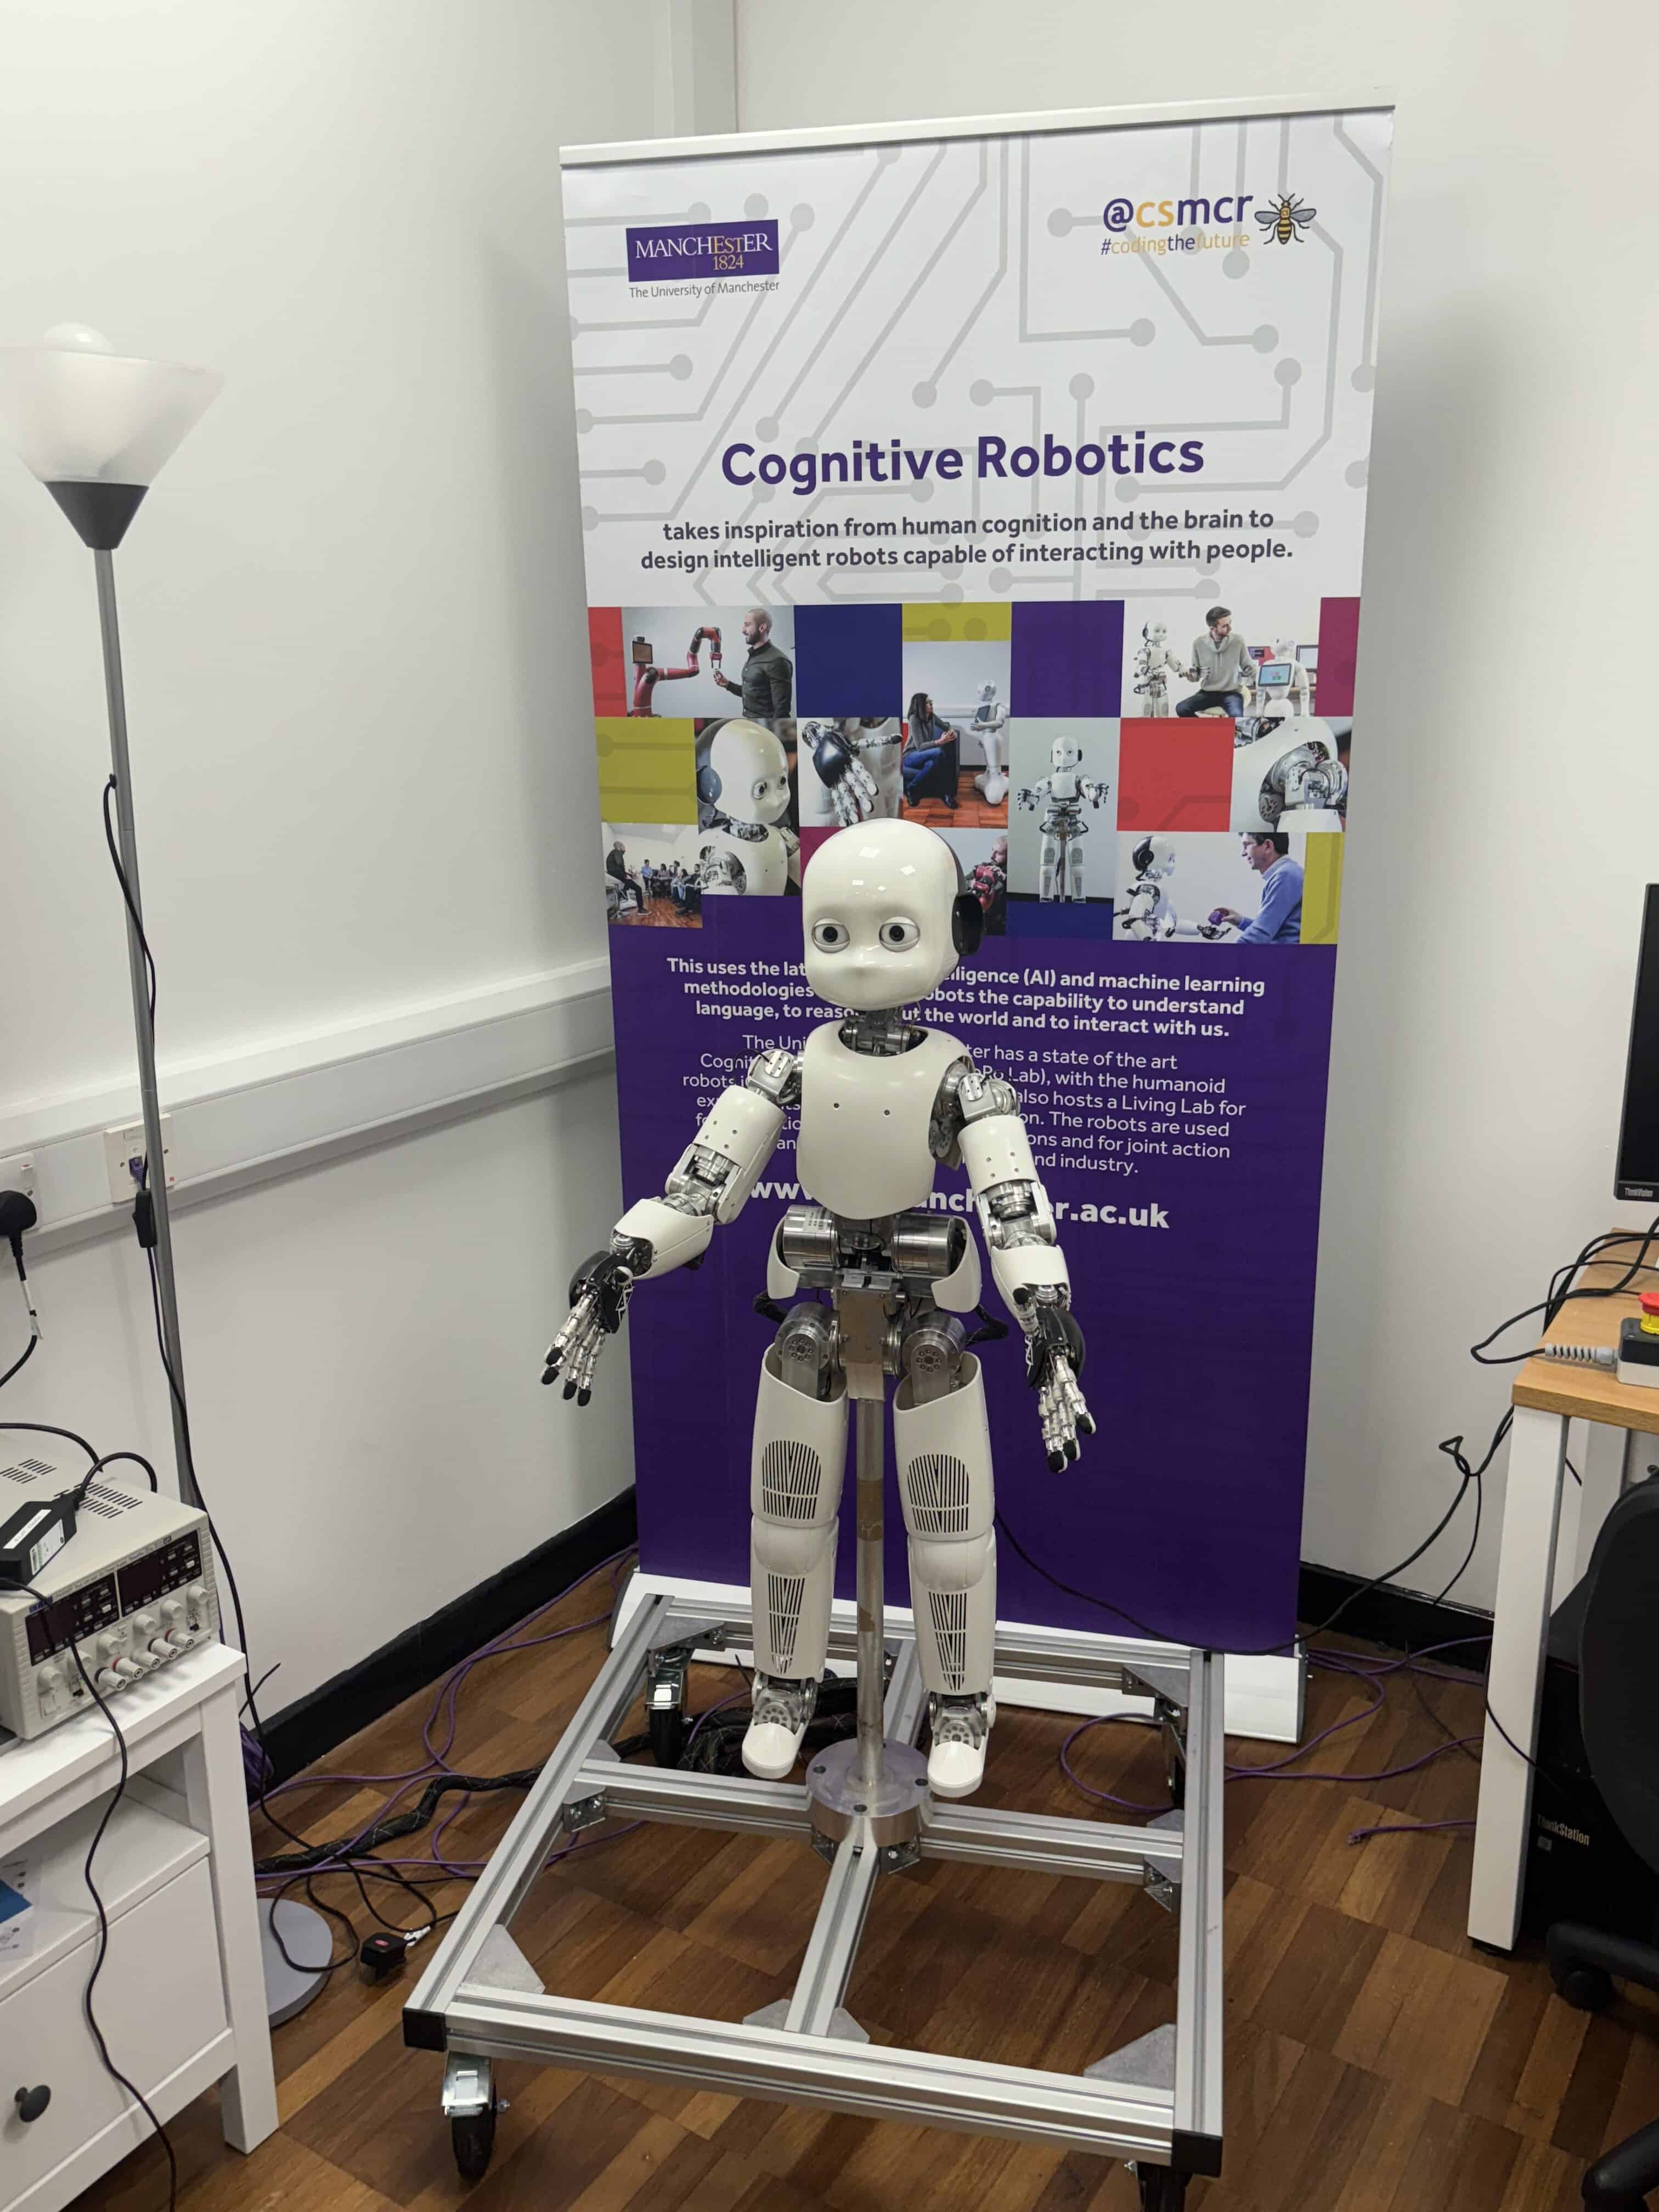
[46,479,146,550]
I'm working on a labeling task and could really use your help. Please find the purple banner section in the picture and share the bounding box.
[606,905,1336,1654]
[625,220,781,285]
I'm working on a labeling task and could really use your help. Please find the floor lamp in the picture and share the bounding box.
[0,325,330,2021]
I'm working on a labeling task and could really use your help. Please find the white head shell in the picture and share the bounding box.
[708,718,791,825]
[803,819,967,1014]
[1051,734,1084,772]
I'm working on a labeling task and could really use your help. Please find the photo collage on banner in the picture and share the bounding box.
[565,104,1391,1652]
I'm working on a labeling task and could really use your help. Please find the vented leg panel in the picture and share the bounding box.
[749,1348,847,1679]
[894,1358,996,1697]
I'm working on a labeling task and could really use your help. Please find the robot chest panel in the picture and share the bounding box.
[703,827,790,895]
[1051,771,1082,802]
[794,1024,964,1218]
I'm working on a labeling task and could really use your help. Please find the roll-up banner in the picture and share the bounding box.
[562,99,1392,1652]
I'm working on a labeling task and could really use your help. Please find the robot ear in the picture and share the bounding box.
[951,893,985,957]
[696,764,722,806]
[1132,837,1154,872]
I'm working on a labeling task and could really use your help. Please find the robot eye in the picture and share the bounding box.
[752,779,769,802]
[879,917,920,950]
[811,918,849,951]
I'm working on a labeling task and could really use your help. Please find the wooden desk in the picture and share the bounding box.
[1469,1232,1659,1949]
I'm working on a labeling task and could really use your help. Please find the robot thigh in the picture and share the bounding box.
[749,1311,847,1678]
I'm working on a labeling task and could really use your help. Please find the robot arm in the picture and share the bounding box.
[632,625,723,714]
[543,1049,799,1402]
[1014,776,1052,812]
[807,720,881,826]
[946,1067,1094,1469]
[1080,778,1106,809]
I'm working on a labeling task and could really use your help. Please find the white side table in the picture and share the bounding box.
[0,1645,278,2211]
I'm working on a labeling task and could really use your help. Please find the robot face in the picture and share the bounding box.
[802,820,962,1012]
[709,719,791,823]
[1051,737,1083,771]
[1146,622,1167,647]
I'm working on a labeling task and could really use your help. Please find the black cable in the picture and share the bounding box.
[0,1575,179,2211]
[0,1331,37,1391]
[88,1449,160,1494]
[0,1418,98,1469]
[103,774,156,1023]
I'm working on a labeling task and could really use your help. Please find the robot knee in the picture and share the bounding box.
[908,1527,995,1595]
[752,1514,837,1580]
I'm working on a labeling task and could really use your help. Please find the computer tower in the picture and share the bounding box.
[1520,1573,1659,1943]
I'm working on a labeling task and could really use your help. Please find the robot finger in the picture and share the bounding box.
[850,759,879,811]
[833,782,861,828]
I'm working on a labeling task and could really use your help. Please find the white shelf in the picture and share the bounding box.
[0,1797,207,2006]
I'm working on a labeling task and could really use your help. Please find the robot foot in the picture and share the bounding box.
[927,1693,996,1799]
[742,1674,819,1780]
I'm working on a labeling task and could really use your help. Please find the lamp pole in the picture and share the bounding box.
[94,548,195,1504]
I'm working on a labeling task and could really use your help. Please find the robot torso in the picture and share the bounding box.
[701,824,793,896]
[794,1020,967,1219]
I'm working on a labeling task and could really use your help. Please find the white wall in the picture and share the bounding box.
[738,4,1659,1610]
[0,0,653,1709]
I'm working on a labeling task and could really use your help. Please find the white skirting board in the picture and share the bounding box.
[617,1570,1305,1745]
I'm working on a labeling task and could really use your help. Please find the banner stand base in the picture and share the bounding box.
[617,1570,1305,1746]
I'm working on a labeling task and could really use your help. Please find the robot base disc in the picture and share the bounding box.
[806,1737,929,1846]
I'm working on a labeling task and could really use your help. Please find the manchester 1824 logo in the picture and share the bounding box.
[625,219,780,286]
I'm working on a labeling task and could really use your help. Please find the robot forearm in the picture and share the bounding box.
[620,1051,797,1276]
[952,1079,1071,1324]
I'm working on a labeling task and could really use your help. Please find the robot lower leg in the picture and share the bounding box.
[744,1305,847,1780]
[893,1312,996,1798]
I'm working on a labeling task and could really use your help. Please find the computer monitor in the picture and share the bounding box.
[1299,644,1319,673]
[1615,887,1659,1200]
[1255,661,1294,689]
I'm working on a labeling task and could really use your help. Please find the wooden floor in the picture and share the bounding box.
[902,766,1007,828]
[76,1576,1659,2212]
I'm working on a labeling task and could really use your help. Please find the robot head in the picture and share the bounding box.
[1051,735,1084,772]
[1272,637,1300,665]
[802,820,980,1013]
[1144,621,1167,647]
[701,719,791,824]
[1131,834,1175,881]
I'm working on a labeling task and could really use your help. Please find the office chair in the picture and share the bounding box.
[1547,1475,1659,2208]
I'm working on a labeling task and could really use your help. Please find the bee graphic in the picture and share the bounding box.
[1256,193,1317,245]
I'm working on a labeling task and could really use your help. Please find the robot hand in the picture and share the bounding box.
[1024,1297,1094,1470]
[1014,786,1037,811]
[810,723,880,825]
[541,1249,638,1404]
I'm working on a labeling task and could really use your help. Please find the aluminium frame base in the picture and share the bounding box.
[404,1586,1224,2190]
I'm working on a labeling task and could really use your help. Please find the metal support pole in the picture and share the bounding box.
[854,1397,885,1794]
[94,549,195,1504]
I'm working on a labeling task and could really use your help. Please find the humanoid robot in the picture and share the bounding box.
[1131,623,1188,718]
[936,681,1009,805]
[630,625,722,716]
[543,820,1093,1801]
[802,718,904,826]
[1015,736,1106,902]
[1246,639,1311,725]
[1119,834,1179,941]
[1232,719,1348,836]
[696,719,800,895]
[1119,836,1237,942]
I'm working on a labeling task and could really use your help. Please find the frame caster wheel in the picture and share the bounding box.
[451,2104,496,2182]
[443,2054,504,2185]
[1132,2163,1188,2210]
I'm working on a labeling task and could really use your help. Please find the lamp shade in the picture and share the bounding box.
[0,326,222,548]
